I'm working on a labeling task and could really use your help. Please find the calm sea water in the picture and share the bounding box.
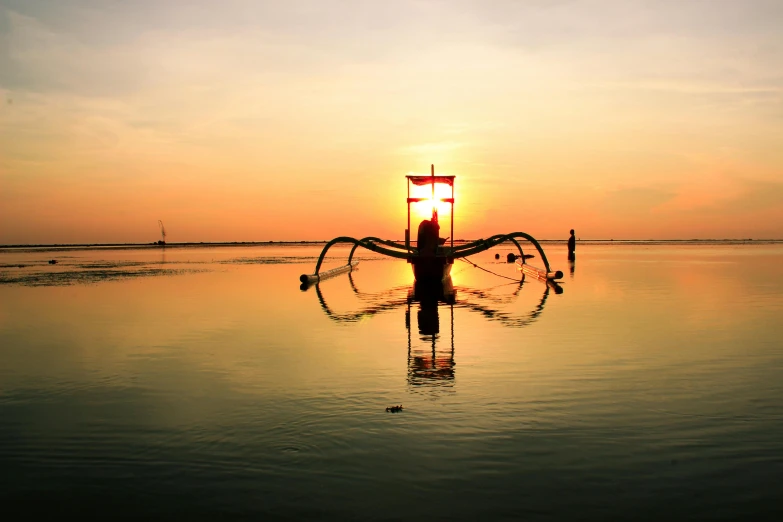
[1,243,782,521]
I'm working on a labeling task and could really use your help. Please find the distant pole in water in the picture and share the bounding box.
[158,220,167,246]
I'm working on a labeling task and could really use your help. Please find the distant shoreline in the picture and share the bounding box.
[1,238,781,251]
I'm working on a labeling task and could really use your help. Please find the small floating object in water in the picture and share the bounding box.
[385,405,403,413]
[506,253,536,263]
[48,259,58,264]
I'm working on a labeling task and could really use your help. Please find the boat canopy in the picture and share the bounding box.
[406,175,455,186]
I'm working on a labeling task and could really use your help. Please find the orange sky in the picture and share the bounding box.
[1,0,782,243]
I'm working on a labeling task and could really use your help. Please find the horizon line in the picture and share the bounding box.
[2,238,782,249]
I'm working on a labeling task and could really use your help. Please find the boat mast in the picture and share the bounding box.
[431,164,437,223]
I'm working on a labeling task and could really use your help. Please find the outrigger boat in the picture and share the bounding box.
[300,165,563,286]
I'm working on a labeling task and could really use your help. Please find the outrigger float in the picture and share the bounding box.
[300,165,563,286]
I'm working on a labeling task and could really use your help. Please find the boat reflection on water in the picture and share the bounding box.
[311,274,561,387]
[406,279,456,387]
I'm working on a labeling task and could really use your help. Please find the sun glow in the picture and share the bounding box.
[410,182,454,220]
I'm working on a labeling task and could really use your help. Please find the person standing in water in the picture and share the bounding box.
[568,229,576,261]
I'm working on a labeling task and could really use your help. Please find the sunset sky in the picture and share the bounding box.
[1,0,781,243]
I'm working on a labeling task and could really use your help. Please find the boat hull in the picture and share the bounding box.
[410,256,453,283]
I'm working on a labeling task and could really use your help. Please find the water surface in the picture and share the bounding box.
[1,243,782,520]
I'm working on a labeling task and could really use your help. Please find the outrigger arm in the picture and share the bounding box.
[300,236,412,285]
[300,232,563,285]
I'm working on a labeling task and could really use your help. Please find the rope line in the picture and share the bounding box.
[458,257,522,282]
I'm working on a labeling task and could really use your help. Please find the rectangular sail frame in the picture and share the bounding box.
[406,175,455,187]
[405,167,454,257]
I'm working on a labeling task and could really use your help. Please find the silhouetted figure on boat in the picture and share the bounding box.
[417,218,441,256]
[568,229,576,261]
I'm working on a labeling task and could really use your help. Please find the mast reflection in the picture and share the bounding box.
[310,274,561,387]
